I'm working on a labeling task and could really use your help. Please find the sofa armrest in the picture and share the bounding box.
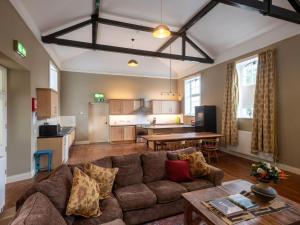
[101,219,126,225]
[206,165,224,186]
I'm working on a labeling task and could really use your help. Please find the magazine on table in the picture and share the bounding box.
[209,193,258,217]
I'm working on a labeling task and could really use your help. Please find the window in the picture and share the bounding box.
[236,56,258,118]
[184,76,201,116]
[49,61,58,91]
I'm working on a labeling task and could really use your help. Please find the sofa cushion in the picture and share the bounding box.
[141,151,167,183]
[93,156,113,168]
[167,147,197,160]
[84,163,119,199]
[114,183,157,211]
[180,179,214,191]
[146,180,187,204]
[11,192,67,225]
[179,151,210,177]
[73,195,123,225]
[112,154,143,188]
[66,168,101,218]
[16,165,73,213]
[165,160,193,182]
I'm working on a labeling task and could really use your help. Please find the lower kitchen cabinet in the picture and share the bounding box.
[37,129,76,170]
[110,126,136,143]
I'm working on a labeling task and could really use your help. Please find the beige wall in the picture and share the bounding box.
[60,72,178,141]
[7,70,31,176]
[179,34,300,169]
[0,0,60,176]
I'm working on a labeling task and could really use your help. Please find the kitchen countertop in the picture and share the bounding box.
[109,124,194,129]
[145,124,194,129]
[38,127,75,138]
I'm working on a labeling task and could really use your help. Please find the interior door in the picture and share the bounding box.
[88,103,109,143]
[0,65,7,212]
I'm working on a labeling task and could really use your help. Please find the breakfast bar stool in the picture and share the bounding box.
[34,149,53,175]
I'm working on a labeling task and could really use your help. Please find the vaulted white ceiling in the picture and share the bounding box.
[10,0,300,78]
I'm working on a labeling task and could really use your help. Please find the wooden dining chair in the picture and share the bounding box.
[200,138,220,163]
[163,141,186,151]
[185,140,201,150]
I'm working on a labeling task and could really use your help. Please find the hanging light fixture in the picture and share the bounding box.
[153,0,171,38]
[161,45,181,99]
[128,38,138,67]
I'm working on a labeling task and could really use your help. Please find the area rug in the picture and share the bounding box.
[143,214,206,225]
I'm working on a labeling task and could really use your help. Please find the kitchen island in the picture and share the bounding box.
[145,124,195,135]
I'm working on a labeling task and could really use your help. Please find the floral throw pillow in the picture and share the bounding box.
[178,151,210,177]
[66,167,101,218]
[84,163,119,199]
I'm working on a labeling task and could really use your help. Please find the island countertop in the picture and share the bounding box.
[144,124,194,129]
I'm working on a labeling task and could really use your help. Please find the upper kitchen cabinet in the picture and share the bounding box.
[151,100,180,114]
[109,99,140,115]
[36,88,58,119]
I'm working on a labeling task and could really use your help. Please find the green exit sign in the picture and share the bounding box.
[13,40,27,58]
[94,93,105,102]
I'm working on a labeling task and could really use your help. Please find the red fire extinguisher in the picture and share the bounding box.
[32,97,37,112]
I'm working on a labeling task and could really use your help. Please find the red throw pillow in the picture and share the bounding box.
[165,160,193,182]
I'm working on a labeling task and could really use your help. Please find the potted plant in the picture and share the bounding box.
[250,162,287,201]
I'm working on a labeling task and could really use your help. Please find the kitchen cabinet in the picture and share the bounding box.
[110,125,136,143]
[151,100,180,114]
[38,137,64,169]
[109,99,141,115]
[123,126,136,141]
[110,126,124,142]
[36,88,58,119]
[38,129,76,169]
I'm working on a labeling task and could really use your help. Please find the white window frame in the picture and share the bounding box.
[184,76,201,116]
[236,55,258,119]
[49,61,58,91]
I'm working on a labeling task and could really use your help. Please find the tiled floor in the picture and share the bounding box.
[1,143,300,224]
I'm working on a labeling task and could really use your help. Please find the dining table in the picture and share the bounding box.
[141,132,223,151]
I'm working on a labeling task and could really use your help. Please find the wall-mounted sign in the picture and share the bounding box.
[13,40,27,58]
[94,93,105,102]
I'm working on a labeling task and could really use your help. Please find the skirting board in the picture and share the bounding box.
[74,141,90,145]
[6,169,35,184]
[221,148,300,175]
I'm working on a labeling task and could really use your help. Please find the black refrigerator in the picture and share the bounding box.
[195,105,216,133]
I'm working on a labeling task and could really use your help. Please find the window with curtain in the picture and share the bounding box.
[49,61,58,91]
[236,56,258,119]
[184,76,201,116]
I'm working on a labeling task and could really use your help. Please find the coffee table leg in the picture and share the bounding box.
[184,202,193,225]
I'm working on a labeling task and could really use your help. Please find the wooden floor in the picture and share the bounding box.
[2,143,300,221]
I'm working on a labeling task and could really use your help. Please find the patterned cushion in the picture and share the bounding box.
[178,151,210,177]
[167,147,197,160]
[84,162,119,199]
[66,167,101,218]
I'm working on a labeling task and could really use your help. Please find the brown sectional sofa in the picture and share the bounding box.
[12,147,224,225]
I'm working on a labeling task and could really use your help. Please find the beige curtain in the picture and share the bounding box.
[251,49,278,160]
[221,63,239,146]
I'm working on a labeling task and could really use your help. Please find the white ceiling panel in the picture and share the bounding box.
[13,0,300,78]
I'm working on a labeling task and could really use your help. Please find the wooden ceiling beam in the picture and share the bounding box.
[215,0,300,24]
[156,1,219,52]
[288,0,300,13]
[92,0,100,46]
[43,37,214,63]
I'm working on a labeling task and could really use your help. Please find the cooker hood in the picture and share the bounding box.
[135,99,151,114]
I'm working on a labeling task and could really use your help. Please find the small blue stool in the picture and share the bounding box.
[34,149,53,175]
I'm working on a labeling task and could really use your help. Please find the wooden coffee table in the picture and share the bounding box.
[182,179,300,225]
